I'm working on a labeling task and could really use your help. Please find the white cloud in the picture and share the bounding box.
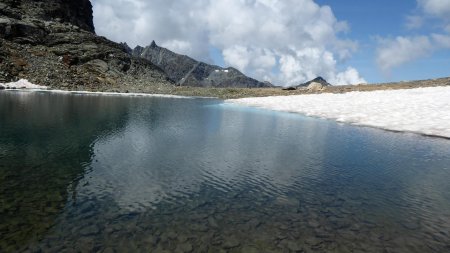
[277,47,366,86]
[91,0,364,86]
[432,33,450,48]
[418,0,450,19]
[330,67,367,85]
[222,46,251,71]
[376,36,433,73]
[405,15,424,29]
[414,0,450,32]
[376,0,450,73]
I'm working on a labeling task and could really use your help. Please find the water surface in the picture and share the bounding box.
[0,91,449,252]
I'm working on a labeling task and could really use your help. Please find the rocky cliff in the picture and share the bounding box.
[0,0,172,92]
[0,0,95,33]
[130,41,272,88]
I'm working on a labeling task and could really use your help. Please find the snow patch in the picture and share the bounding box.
[227,86,450,138]
[0,79,48,90]
[214,69,229,73]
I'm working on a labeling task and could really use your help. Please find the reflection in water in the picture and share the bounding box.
[0,91,131,251]
[1,91,450,252]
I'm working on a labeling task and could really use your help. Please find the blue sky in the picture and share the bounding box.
[93,0,450,85]
[315,0,450,83]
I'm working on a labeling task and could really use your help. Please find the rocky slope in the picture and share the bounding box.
[129,41,272,88]
[0,0,172,92]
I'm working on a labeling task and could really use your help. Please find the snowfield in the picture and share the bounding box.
[227,86,450,138]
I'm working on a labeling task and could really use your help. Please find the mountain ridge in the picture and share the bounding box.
[127,41,272,88]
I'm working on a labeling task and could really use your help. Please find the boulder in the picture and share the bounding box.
[307,82,326,91]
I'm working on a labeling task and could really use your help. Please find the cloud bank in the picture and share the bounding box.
[92,0,366,86]
[376,0,450,74]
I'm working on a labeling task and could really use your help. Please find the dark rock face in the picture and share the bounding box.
[132,41,272,88]
[0,0,172,92]
[297,76,332,87]
[1,0,94,33]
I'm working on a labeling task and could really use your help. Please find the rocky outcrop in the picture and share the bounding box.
[130,41,272,88]
[0,0,94,33]
[0,0,172,92]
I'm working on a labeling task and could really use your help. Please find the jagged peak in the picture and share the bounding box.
[312,76,326,82]
[150,40,157,48]
[120,42,132,53]
[134,45,144,51]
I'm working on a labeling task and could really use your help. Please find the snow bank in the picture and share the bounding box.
[227,86,450,138]
[0,79,48,89]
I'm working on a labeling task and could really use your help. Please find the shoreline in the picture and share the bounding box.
[3,79,450,140]
[0,80,213,99]
[1,77,449,99]
[2,88,207,99]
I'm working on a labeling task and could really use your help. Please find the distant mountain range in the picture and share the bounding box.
[124,41,272,88]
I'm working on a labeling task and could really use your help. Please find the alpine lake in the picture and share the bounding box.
[1,91,449,252]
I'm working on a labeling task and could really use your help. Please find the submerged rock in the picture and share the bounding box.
[222,237,241,249]
[175,243,193,253]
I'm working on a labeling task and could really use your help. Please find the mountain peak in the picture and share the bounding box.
[312,76,326,82]
[297,76,332,87]
[150,40,157,48]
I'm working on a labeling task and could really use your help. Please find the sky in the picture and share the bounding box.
[91,0,450,86]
